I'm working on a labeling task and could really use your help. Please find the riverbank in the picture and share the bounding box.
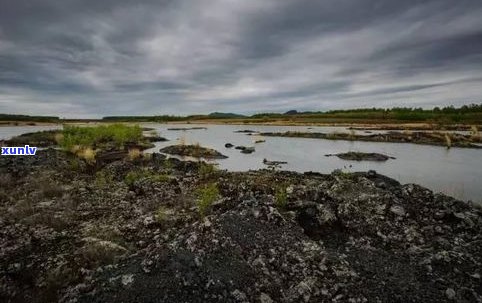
[3,118,481,131]
[260,130,482,148]
[0,145,481,302]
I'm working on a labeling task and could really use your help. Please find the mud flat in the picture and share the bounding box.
[160,144,228,159]
[261,130,482,148]
[234,129,258,133]
[167,127,207,131]
[0,144,481,302]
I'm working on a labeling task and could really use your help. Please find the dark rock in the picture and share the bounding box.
[240,147,255,154]
[234,130,257,133]
[225,143,234,148]
[144,136,168,143]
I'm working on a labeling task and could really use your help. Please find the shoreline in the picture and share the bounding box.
[2,119,481,131]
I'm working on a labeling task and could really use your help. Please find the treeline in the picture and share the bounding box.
[250,104,482,123]
[0,114,60,122]
[102,112,245,122]
[102,115,187,122]
[326,104,482,114]
[2,104,481,124]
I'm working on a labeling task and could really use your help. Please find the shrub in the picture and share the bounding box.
[275,186,287,209]
[199,162,217,178]
[196,183,219,217]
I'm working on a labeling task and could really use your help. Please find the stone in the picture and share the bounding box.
[121,274,134,286]
[259,293,273,303]
[390,205,406,216]
[445,288,456,300]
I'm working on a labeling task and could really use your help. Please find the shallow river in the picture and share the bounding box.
[1,124,481,205]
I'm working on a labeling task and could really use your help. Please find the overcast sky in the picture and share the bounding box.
[1,0,482,118]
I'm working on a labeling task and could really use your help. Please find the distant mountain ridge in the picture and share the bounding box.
[207,112,246,118]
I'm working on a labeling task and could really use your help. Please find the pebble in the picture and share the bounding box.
[390,205,406,217]
[445,288,456,300]
[259,293,273,303]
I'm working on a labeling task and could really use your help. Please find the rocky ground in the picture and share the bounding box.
[0,149,481,303]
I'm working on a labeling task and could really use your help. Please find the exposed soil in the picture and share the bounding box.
[0,147,481,302]
[260,131,482,148]
[325,152,396,161]
[160,144,228,159]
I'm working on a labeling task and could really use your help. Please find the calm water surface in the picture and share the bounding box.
[144,123,482,205]
[1,124,481,204]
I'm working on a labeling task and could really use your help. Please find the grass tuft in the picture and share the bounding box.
[196,183,219,217]
[275,186,287,209]
[124,170,170,187]
[127,148,142,161]
[199,162,217,178]
[445,133,452,149]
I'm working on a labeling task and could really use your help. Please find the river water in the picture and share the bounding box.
[1,124,481,204]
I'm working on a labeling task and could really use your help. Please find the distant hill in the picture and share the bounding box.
[284,110,298,115]
[207,112,246,119]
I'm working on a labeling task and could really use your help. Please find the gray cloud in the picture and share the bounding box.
[1,0,482,117]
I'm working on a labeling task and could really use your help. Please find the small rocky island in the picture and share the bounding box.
[325,152,396,161]
[160,144,228,159]
[260,130,482,148]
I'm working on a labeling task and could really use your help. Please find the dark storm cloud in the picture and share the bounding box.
[1,0,482,117]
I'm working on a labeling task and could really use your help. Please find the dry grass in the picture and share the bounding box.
[178,134,187,146]
[471,125,480,141]
[54,133,64,144]
[445,133,452,149]
[127,148,142,161]
[78,147,96,164]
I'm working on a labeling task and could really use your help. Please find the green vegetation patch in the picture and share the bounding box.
[196,183,220,217]
[124,169,170,187]
[275,186,288,209]
[59,124,143,151]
